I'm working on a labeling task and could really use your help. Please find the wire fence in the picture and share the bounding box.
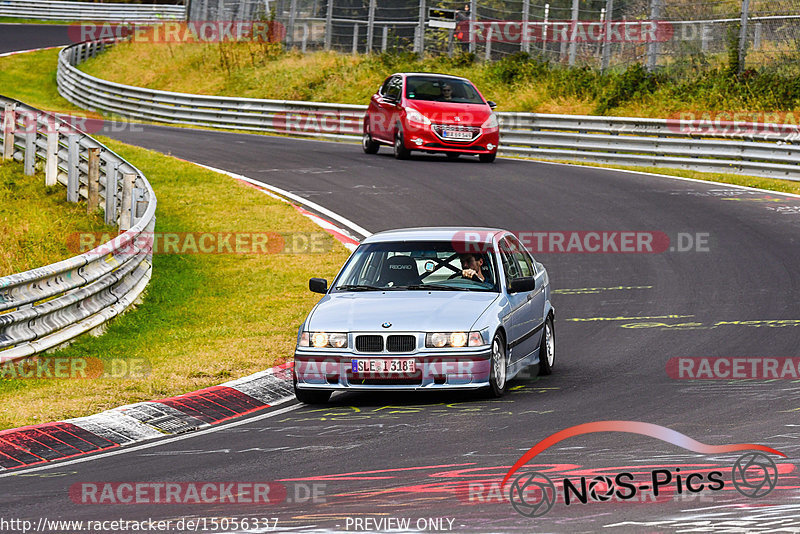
[186,0,800,71]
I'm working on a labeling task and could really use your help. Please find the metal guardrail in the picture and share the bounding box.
[57,39,800,181]
[0,0,185,22]
[0,95,156,362]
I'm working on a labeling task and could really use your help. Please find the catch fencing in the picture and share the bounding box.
[0,95,156,362]
[185,0,800,71]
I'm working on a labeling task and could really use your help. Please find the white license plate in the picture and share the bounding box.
[442,129,472,139]
[351,359,416,373]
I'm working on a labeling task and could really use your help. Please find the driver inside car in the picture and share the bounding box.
[460,253,488,283]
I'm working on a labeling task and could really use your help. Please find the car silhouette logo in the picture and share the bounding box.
[382,322,392,328]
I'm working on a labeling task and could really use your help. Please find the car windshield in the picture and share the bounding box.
[334,241,498,292]
[405,76,485,105]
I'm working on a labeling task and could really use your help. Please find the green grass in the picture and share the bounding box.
[0,160,116,276]
[0,141,350,429]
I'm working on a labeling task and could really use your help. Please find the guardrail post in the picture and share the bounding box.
[87,147,101,213]
[45,126,59,186]
[382,25,388,52]
[754,21,762,50]
[24,117,36,176]
[105,162,119,225]
[352,23,359,54]
[324,0,333,50]
[484,27,493,61]
[67,135,79,200]
[120,172,136,231]
[2,103,15,161]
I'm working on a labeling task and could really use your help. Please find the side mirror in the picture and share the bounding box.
[309,278,328,294]
[509,277,535,293]
[487,101,497,109]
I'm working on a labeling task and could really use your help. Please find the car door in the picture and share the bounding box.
[375,75,402,142]
[508,235,547,361]
[499,237,534,364]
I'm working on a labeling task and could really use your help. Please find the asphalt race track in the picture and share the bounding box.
[2,26,800,533]
[0,24,71,54]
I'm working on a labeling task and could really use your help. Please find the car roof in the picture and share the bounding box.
[362,227,506,244]
[394,73,470,81]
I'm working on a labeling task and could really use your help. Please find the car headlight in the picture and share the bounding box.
[406,108,431,126]
[299,332,347,348]
[426,331,485,348]
[481,113,499,129]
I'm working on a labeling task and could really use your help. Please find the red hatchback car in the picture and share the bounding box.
[362,73,500,163]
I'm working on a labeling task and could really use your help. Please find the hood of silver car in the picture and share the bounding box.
[308,291,499,332]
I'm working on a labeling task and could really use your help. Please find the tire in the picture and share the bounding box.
[537,316,555,376]
[362,125,379,154]
[479,152,497,163]
[446,153,460,160]
[393,127,411,160]
[294,373,332,404]
[487,333,509,397]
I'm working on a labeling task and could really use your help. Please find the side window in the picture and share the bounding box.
[504,235,532,278]
[386,76,402,100]
[379,77,392,96]
[513,251,532,277]
[499,238,520,285]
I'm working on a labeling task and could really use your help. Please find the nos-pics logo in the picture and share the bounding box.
[502,421,784,518]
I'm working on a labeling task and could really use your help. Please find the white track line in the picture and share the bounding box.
[194,163,373,238]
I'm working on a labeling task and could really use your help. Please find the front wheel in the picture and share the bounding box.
[537,316,555,376]
[479,152,497,163]
[294,374,332,404]
[393,128,411,160]
[487,333,509,397]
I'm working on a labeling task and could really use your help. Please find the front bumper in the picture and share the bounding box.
[294,348,492,391]
[404,125,499,155]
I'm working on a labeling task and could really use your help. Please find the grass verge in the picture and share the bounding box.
[0,160,115,276]
[0,140,350,429]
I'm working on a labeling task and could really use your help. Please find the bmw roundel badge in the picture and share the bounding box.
[382,322,392,328]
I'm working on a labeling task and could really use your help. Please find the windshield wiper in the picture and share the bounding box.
[398,284,471,291]
[335,284,384,291]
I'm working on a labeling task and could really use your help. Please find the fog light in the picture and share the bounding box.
[487,143,496,151]
[412,138,424,146]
